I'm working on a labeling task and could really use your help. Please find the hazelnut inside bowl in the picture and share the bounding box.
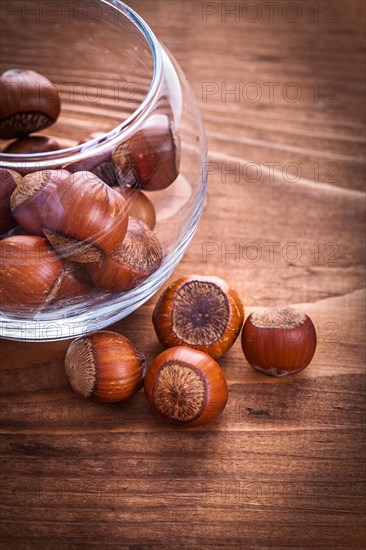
[0,0,207,341]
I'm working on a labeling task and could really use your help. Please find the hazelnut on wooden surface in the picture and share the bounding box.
[0,168,22,234]
[0,69,61,139]
[42,172,128,263]
[152,275,244,359]
[144,346,228,426]
[241,306,317,377]
[65,331,146,403]
[10,169,70,236]
[0,235,63,310]
[112,113,180,191]
[87,217,163,292]
[2,135,60,154]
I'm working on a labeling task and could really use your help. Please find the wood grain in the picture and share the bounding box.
[1,1,365,548]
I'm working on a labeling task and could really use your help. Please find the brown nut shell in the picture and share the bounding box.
[0,168,22,234]
[112,186,156,229]
[74,133,117,186]
[65,331,146,403]
[47,261,92,306]
[87,217,162,292]
[241,307,317,377]
[11,169,70,236]
[0,235,63,310]
[0,69,61,139]
[3,135,60,154]
[42,171,128,263]
[67,142,117,186]
[90,160,118,186]
[144,346,228,426]
[152,275,244,359]
[112,113,180,191]
[68,157,117,187]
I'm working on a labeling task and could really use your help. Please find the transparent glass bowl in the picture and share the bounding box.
[0,0,207,341]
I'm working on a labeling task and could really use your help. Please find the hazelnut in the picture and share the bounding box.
[241,306,317,377]
[10,169,70,236]
[42,171,128,263]
[75,132,118,185]
[65,331,146,403]
[47,261,92,306]
[112,113,180,191]
[113,186,156,229]
[0,235,63,311]
[144,346,228,426]
[67,154,117,187]
[0,69,61,139]
[87,217,163,291]
[91,160,118,187]
[2,135,60,154]
[0,168,22,234]
[152,275,244,359]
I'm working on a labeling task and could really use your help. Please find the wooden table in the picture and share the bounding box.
[1,1,365,548]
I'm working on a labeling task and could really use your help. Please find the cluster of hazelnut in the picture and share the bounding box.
[0,69,180,312]
[1,69,318,427]
[64,274,317,427]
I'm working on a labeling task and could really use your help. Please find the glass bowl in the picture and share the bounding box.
[0,0,207,341]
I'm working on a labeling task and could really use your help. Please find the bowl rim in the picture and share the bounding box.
[0,0,163,170]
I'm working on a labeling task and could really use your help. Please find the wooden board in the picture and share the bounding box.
[1,1,365,548]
